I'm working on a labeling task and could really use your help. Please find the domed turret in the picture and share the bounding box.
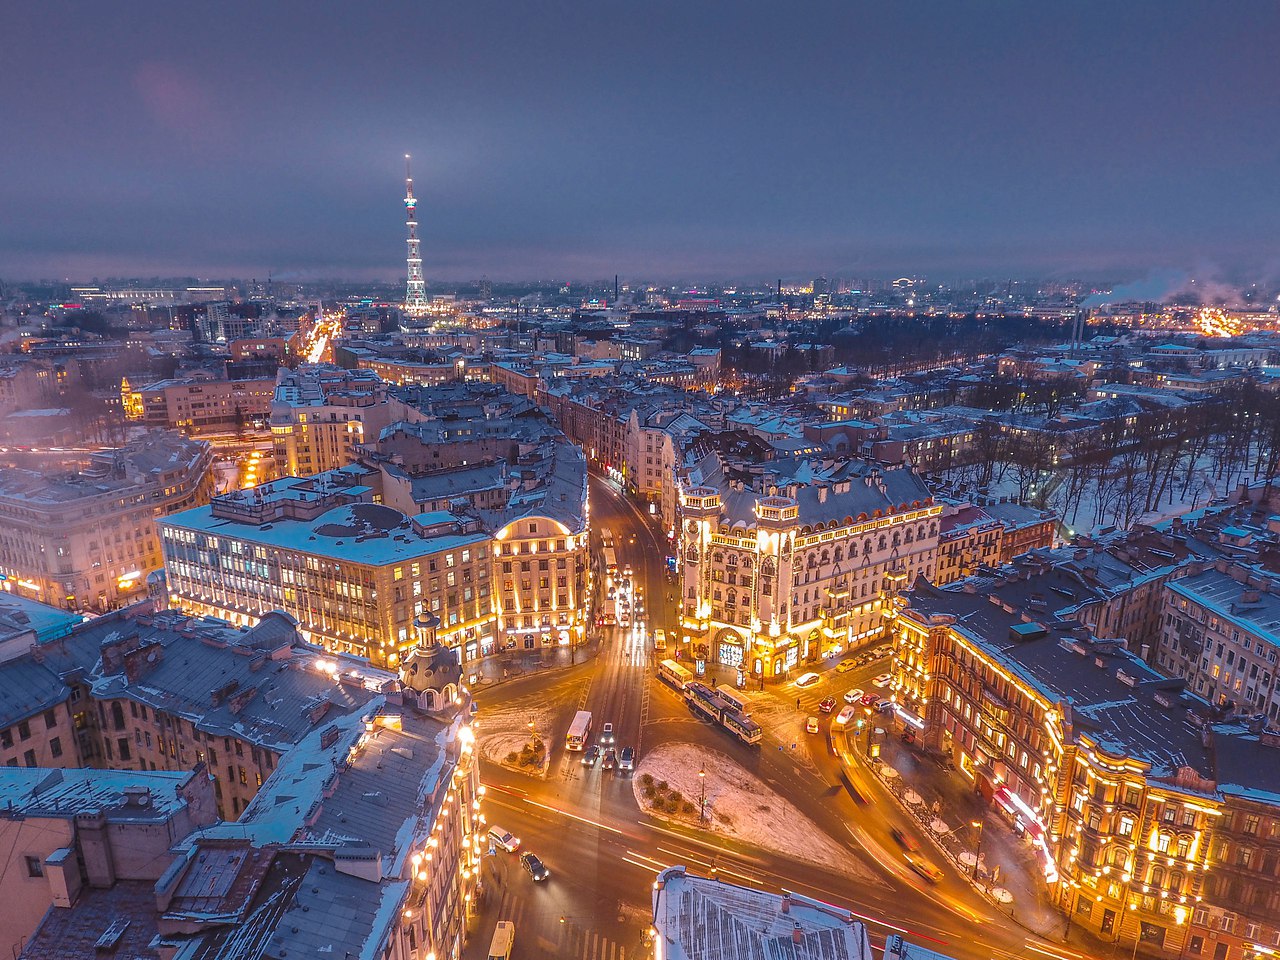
[399,612,462,713]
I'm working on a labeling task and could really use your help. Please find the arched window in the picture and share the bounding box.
[713,552,724,564]
[820,550,830,565]
[834,546,844,562]
[727,592,737,606]
[878,535,887,550]
[110,701,126,731]
[904,528,914,543]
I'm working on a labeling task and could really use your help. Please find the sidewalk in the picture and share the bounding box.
[865,729,1074,943]
[468,637,602,687]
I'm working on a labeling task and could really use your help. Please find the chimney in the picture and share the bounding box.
[781,893,791,914]
[792,922,804,945]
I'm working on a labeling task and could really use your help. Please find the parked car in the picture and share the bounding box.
[581,744,601,766]
[904,853,943,884]
[520,852,551,882]
[873,672,893,687]
[602,747,618,769]
[600,722,615,744]
[619,746,635,770]
[844,688,864,704]
[818,696,837,714]
[805,716,820,734]
[487,827,520,853]
[795,672,821,688]
[836,659,858,673]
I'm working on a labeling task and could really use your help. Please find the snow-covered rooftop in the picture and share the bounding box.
[652,867,872,960]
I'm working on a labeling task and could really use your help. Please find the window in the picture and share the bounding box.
[25,856,43,878]
[117,738,131,761]
[18,720,30,741]
[44,709,57,730]
[50,737,62,758]
[23,749,36,767]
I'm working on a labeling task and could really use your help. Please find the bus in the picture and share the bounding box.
[565,710,592,751]
[487,921,516,960]
[657,658,694,691]
[685,682,763,746]
[600,528,618,578]
[715,686,750,715]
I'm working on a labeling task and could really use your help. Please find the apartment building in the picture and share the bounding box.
[1159,564,1280,721]
[19,627,482,960]
[679,453,940,677]
[121,374,275,433]
[0,432,213,612]
[269,364,399,476]
[891,579,1280,959]
[0,767,217,959]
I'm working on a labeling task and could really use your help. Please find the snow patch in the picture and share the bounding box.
[634,742,878,883]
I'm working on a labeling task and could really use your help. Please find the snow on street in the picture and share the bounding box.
[633,742,879,883]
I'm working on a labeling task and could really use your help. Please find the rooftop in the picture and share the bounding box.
[903,580,1214,779]
[652,866,873,960]
[0,767,197,820]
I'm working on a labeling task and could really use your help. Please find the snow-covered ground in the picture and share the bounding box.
[633,742,878,883]
[476,702,557,777]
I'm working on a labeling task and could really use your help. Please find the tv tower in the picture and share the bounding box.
[403,154,428,317]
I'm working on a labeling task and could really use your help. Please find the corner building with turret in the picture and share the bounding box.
[678,451,939,679]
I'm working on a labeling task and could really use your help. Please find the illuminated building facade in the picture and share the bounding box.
[269,364,397,477]
[158,469,495,668]
[680,454,939,678]
[0,432,213,612]
[890,580,1280,958]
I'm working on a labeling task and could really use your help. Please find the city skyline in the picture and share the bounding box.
[4,2,1279,283]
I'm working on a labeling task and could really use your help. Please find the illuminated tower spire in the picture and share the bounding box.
[403,154,428,317]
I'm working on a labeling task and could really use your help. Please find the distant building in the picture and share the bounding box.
[269,364,398,477]
[0,433,213,612]
[121,374,275,433]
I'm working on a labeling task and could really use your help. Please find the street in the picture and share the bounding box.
[466,474,1089,960]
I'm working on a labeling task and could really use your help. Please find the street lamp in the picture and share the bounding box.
[970,819,984,880]
[864,706,874,754]
[699,767,707,823]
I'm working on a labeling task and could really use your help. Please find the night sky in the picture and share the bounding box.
[4,1,1278,283]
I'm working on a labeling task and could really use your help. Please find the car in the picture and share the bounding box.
[873,672,893,688]
[818,696,837,714]
[836,659,858,674]
[600,722,615,744]
[795,672,822,688]
[901,729,917,745]
[805,716,820,734]
[844,687,864,704]
[487,827,520,853]
[835,704,858,725]
[581,744,601,766]
[903,853,943,884]
[602,747,618,769]
[520,852,551,882]
[860,693,881,708]
[891,827,920,852]
[619,746,635,770]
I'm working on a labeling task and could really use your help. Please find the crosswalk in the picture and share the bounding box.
[478,881,632,959]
